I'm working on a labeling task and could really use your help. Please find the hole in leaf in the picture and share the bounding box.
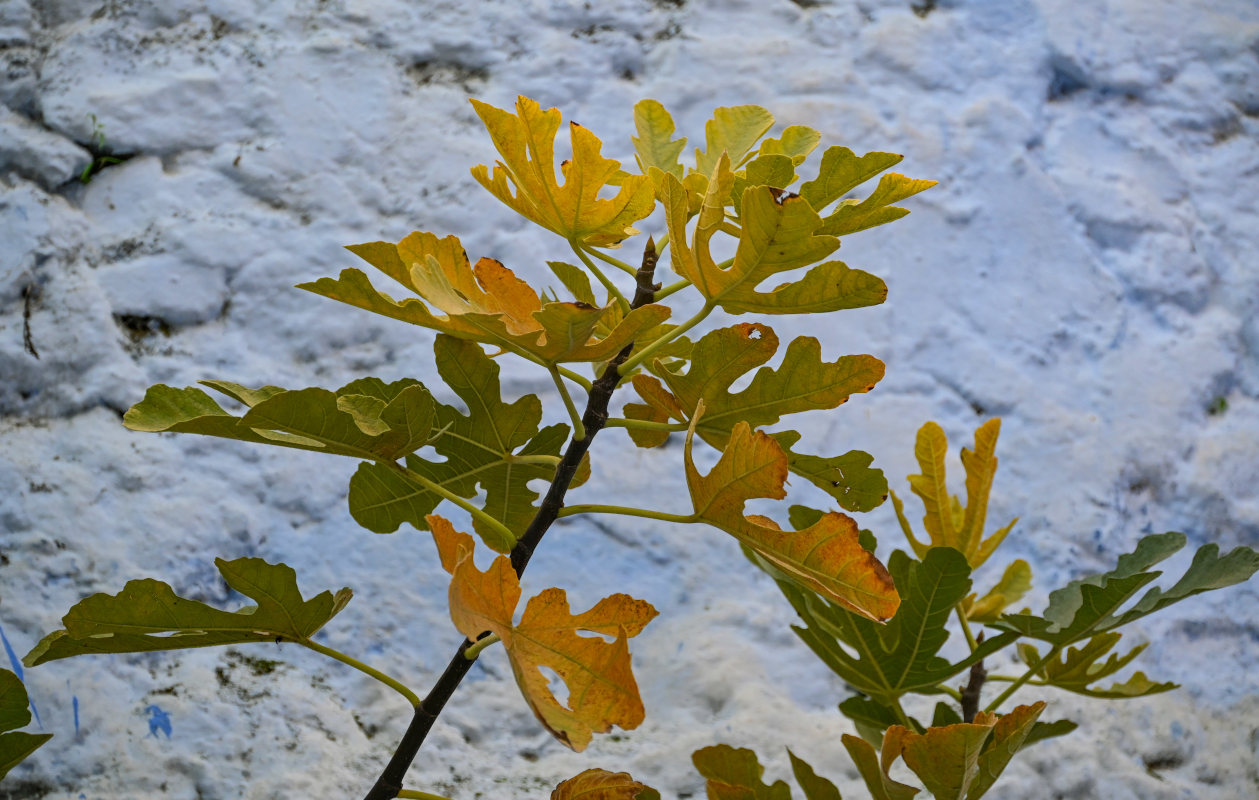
[537,665,569,707]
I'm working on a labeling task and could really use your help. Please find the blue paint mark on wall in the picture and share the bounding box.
[0,622,42,729]
[145,704,172,738]
[73,694,80,735]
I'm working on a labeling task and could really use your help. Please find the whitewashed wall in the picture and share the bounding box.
[2,0,1258,798]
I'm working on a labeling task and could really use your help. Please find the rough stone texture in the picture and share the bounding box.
[2,0,1257,798]
[0,106,91,190]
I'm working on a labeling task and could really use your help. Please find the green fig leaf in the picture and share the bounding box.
[0,671,31,734]
[799,147,903,213]
[0,730,52,780]
[899,421,1017,568]
[125,378,436,462]
[23,558,351,666]
[787,750,843,800]
[774,548,1016,701]
[1018,633,1177,699]
[991,532,1259,646]
[692,745,791,800]
[840,733,920,800]
[347,336,569,552]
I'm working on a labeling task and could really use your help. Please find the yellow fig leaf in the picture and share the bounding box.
[819,173,937,237]
[960,419,1000,553]
[758,125,821,164]
[964,559,1032,623]
[903,421,1017,568]
[685,412,899,622]
[694,104,776,175]
[633,99,687,182]
[554,769,657,800]
[429,516,657,751]
[666,164,858,315]
[470,96,656,247]
[799,147,904,213]
[299,231,670,365]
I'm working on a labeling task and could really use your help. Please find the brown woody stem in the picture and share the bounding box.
[360,238,660,800]
[960,632,987,723]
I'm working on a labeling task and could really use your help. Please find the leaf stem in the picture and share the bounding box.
[982,645,1059,714]
[463,633,502,660]
[888,696,915,729]
[956,606,978,652]
[604,417,686,432]
[572,241,631,313]
[550,365,587,441]
[300,639,421,708]
[512,454,562,467]
[935,685,963,702]
[653,277,692,301]
[558,504,697,524]
[581,245,637,276]
[618,301,714,375]
[556,366,594,392]
[388,462,517,549]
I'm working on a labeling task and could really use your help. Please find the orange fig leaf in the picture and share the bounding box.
[553,769,658,800]
[685,410,898,622]
[427,516,657,752]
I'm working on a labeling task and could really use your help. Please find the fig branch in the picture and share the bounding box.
[360,238,660,800]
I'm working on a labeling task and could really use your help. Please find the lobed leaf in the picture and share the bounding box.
[471,96,655,247]
[900,421,1017,568]
[694,105,776,175]
[125,377,436,462]
[963,559,1032,623]
[775,547,1016,703]
[1017,633,1176,699]
[23,559,351,666]
[299,232,670,366]
[624,323,887,510]
[429,516,657,751]
[348,336,569,552]
[991,532,1259,646]
[632,99,687,183]
[799,147,904,213]
[685,412,898,622]
[818,173,937,237]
